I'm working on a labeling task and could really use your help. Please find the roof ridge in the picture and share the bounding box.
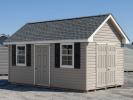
[28,13,111,24]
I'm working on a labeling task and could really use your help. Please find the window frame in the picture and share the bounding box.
[60,43,74,68]
[16,44,26,66]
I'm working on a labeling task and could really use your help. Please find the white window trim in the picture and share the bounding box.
[16,44,26,66]
[60,43,74,68]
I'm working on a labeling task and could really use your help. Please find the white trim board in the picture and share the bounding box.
[33,44,35,85]
[48,44,51,87]
[4,39,88,45]
[110,15,129,44]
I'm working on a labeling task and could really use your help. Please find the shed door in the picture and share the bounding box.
[35,45,49,86]
[96,44,107,87]
[96,44,116,88]
[106,45,116,86]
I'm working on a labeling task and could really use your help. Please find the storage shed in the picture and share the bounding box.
[124,44,133,71]
[4,14,129,91]
[0,34,8,75]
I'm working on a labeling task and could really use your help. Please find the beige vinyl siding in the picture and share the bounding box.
[0,46,8,74]
[50,43,87,90]
[86,42,96,90]
[8,43,88,90]
[9,45,34,84]
[93,20,122,44]
[86,21,124,90]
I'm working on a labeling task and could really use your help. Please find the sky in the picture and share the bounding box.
[0,0,133,41]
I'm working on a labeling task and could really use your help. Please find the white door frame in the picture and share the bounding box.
[34,43,51,87]
[96,43,116,88]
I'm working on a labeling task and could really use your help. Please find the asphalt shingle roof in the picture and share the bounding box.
[6,14,110,42]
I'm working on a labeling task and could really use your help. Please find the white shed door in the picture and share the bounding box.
[96,44,116,88]
[96,44,107,87]
[35,45,49,86]
[106,45,116,86]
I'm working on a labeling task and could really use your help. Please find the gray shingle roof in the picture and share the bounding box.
[6,14,110,42]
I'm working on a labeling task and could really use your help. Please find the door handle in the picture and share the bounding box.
[107,66,111,70]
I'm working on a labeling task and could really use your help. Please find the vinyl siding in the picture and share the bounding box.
[86,42,96,90]
[0,46,8,74]
[9,43,87,90]
[124,46,133,71]
[94,21,122,43]
[50,43,87,90]
[9,45,34,84]
[86,21,124,90]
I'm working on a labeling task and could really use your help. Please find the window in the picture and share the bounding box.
[60,43,74,68]
[16,45,26,66]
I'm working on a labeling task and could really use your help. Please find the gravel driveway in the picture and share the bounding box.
[0,72,133,100]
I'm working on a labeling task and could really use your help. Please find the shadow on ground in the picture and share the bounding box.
[0,79,82,93]
[0,72,132,93]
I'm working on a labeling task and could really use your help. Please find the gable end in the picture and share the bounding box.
[88,15,129,44]
[93,20,123,43]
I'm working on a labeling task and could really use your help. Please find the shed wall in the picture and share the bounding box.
[9,45,34,84]
[50,43,87,90]
[86,21,124,90]
[9,43,87,90]
[0,46,8,74]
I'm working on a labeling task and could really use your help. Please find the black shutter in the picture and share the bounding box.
[74,43,80,69]
[12,45,16,66]
[55,43,60,68]
[26,44,31,66]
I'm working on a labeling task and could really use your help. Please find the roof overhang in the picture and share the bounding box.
[4,39,88,45]
[88,14,130,44]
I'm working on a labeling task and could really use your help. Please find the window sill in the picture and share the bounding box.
[60,65,74,68]
[16,64,26,66]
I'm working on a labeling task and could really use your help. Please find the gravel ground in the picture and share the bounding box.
[0,72,133,100]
